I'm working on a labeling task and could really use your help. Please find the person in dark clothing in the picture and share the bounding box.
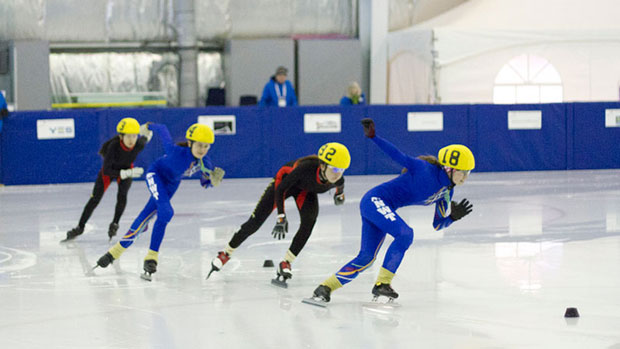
[207,142,351,286]
[63,118,152,242]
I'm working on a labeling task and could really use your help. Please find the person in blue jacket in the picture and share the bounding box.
[259,66,298,107]
[95,123,225,280]
[0,90,8,133]
[308,118,475,304]
[339,82,365,106]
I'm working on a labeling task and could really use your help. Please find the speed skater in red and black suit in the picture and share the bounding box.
[207,142,352,285]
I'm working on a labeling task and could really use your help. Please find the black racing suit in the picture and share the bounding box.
[77,136,147,228]
[229,156,344,256]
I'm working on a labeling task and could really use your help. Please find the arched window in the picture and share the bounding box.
[493,54,562,104]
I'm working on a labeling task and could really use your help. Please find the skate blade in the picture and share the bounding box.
[366,297,401,308]
[271,278,288,289]
[302,297,328,308]
[140,273,152,282]
[206,267,218,280]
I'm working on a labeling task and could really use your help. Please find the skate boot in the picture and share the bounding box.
[271,261,292,288]
[108,223,119,241]
[62,226,84,242]
[95,252,115,268]
[141,259,157,282]
[206,251,230,279]
[302,285,332,307]
[372,283,399,303]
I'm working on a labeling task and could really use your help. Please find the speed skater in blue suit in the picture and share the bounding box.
[95,123,225,279]
[309,118,475,303]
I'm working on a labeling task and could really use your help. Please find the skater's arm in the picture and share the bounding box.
[148,123,174,154]
[333,179,345,205]
[134,135,147,152]
[371,135,418,171]
[432,190,454,231]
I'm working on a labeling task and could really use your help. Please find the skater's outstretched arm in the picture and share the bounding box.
[361,118,418,171]
[148,123,175,154]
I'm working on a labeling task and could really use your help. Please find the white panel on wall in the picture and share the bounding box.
[508,110,542,130]
[407,112,443,131]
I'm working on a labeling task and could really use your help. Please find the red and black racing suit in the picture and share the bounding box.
[228,155,344,256]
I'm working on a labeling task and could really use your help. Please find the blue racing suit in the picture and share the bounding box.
[118,123,215,252]
[335,135,455,286]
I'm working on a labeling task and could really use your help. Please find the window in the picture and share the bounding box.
[493,54,562,104]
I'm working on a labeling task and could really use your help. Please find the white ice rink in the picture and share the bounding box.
[1,170,620,348]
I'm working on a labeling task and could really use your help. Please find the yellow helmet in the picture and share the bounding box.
[318,142,351,169]
[438,144,475,171]
[116,118,140,134]
[186,123,214,144]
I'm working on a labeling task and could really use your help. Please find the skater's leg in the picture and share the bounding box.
[332,217,386,287]
[108,178,132,239]
[309,219,385,303]
[112,177,132,224]
[371,210,413,282]
[145,172,175,253]
[118,197,157,249]
[287,192,318,257]
[79,172,110,226]
[66,172,109,240]
[360,195,413,297]
[228,180,276,249]
[208,181,276,279]
[275,192,318,282]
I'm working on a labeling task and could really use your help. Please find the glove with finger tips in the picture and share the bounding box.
[120,167,144,180]
[449,198,473,221]
[210,167,225,187]
[139,123,153,142]
[361,118,375,138]
[271,214,288,240]
[334,192,345,206]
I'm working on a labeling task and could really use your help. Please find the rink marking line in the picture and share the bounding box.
[0,246,37,274]
[0,251,12,264]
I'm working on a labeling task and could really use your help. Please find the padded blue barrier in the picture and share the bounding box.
[0,102,618,185]
[366,104,471,174]
[471,103,568,172]
[571,102,620,169]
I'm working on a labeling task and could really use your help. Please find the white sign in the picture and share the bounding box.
[407,112,443,131]
[508,110,542,130]
[304,113,341,133]
[36,118,75,139]
[604,109,620,128]
[198,115,236,135]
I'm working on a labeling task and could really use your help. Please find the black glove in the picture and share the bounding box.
[0,108,7,118]
[450,199,473,221]
[361,118,375,138]
[334,192,345,205]
[272,214,288,240]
